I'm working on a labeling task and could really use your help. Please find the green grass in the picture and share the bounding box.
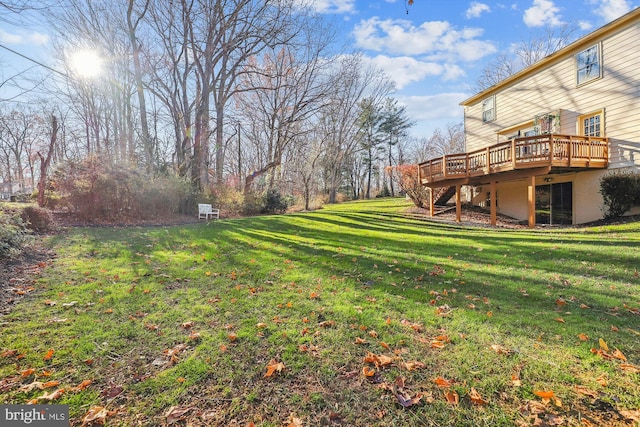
[1,198,639,426]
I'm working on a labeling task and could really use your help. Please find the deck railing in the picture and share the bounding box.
[419,134,608,184]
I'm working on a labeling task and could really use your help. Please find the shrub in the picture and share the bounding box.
[599,172,640,218]
[52,156,191,222]
[262,189,289,214]
[203,184,244,217]
[0,208,29,258]
[386,164,430,208]
[20,206,55,233]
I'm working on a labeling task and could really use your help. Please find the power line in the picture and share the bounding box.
[0,42,69,79]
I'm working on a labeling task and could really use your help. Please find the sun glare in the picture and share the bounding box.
[69,49,103,79]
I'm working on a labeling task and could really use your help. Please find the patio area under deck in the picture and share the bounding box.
[418,134,609,228]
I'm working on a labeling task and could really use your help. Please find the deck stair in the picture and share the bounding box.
[434,186,456,206]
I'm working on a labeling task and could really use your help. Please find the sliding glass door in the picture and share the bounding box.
[536,182,573,225]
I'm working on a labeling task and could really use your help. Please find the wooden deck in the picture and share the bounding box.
[418,134,608,186]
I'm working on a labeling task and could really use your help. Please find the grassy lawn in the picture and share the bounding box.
[1,198,639,426]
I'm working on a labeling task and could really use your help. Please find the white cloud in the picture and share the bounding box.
[523,0,565,27]
[352,17,496,62]
[466,2,491,19]
[364,55,465,90]
[0,29,49,45]
[578,20,593,30]
[398,93,467,135]
[0,29,23,44]
[306,0,356,14]
[592,0,632,22]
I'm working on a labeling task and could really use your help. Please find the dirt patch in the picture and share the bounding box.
[0,241,56,317]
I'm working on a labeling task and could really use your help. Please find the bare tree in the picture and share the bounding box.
[419,122,464,159]
[474,24,577,91]
[319,53,394,203]
[37,115,57,207]
[237,14,335,196]
[127,0,153,173]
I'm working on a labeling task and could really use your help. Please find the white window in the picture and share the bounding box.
[578,110,604,137]
[482,96,495,122]
[576,44,601,85]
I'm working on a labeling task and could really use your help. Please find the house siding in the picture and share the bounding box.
[464,18,640,171]
[458,10,640,225]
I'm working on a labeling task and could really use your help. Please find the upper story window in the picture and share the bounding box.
[578,110,604,137]
[576,44,601,85]
[482,96,495,122]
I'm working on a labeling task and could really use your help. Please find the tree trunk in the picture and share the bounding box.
[127,0,153,174]
[37,116,58,208]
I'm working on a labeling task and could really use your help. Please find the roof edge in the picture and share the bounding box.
[460,7,640,106]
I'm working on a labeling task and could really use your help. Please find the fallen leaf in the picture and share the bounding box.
[533,390,555,399]
[433,377,452,388]
[556,298,567,306]
[619,363,640,373]
[376,354,393,367]
[399,361,426,371]
[554,317,565,323]
[101,384,123,399]
[379,341,390,350]
[362,366,375,377]
[354,337,367,345]
[469,387,488,405]
[577,333,589,341]
[256,322,267,329]
[188,331,201,341]
[43,349,55,361]
[430,340,446,349]
[396,391,422,408]
[286,414,303,427]
[38,388,64,401]
[42,380,60,389]
[533,390,555,404]
[20,368,36,377]
[1,349,20,358]
[318,320,335,328]
[43,348,55,360]
[264,359,285,377]
[611,348,627,361]
[71,379,93,392]
[511,375,522,387]
[82,406,109,426]
[599,338,609,352]
[165,406,192,425]
[574,385,598,398]
[444,390,459,405]
[619,409,640,423]
[490,344,512,355]
[181,321,194,329]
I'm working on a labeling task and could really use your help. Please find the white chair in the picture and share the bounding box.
[198,203,220,220]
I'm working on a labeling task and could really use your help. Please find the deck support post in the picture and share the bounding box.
[527,175,536,228]
[455,185,461,223]
[490,181,497,227]
[429,188,435,217]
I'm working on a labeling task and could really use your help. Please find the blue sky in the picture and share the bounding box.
[308,0,639,135]
[1,0,638,137]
